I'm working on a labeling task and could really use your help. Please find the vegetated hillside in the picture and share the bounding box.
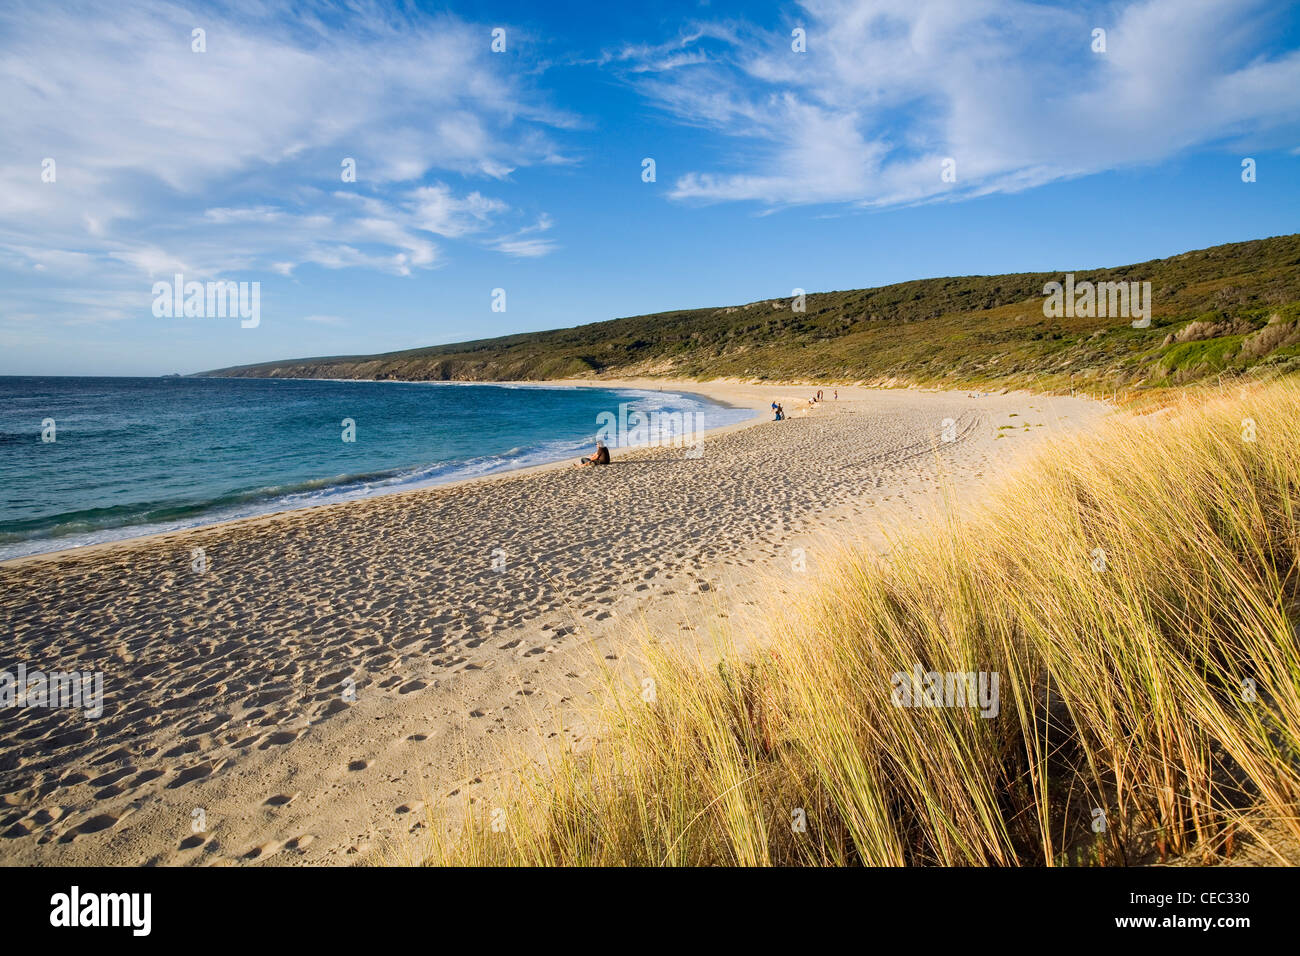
[199,234,1300,392]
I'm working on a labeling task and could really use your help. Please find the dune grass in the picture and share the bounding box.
[420,380,1300,866]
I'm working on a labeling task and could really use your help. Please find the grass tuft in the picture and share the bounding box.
[420,380,1300,866]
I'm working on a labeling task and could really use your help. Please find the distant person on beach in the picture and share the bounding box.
[834,389,838,400]
[576,440,610,467]
[774,403,784,421]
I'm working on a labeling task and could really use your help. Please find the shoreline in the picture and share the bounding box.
[0,377,769,569]
[0,384,1109,866]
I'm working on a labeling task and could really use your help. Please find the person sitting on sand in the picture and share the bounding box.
[576,440,610,467]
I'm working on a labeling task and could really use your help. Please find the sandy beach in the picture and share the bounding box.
[0,381,1107,865]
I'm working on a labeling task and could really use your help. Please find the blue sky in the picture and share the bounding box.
[3,0,1299,376]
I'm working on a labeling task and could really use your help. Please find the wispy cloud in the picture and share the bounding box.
[609,0,1300,208]
[487,214,558,258]
[0,0,573,322]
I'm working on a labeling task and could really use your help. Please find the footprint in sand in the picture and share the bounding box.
[258,730,300,749]
[318,698,351,719]
[243,840,283,860]
[89,766,136,790]
[128,768,165,787]
[166,762,216,789]
[181,713,232,737]
[93,746,132,766]
[25,807,65,828]
[162,740,201,759]
[67,811,122,838]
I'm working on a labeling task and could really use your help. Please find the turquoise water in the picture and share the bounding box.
[0,376,752,560]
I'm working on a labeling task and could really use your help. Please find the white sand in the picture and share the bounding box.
[0,381,1107,864]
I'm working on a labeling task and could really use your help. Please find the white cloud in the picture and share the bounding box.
[109,246,193,277]
[491,237,559,258]
[487,214,558,258]
[0,0,574,322]
[405,185,509,238]
[0,2,571,192]
[615,0,1300,207]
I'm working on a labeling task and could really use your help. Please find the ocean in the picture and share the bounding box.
[0,376,753,561]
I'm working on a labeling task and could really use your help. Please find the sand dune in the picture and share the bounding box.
[0,382,1106,865]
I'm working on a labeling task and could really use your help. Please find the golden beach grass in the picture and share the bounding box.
[421,379,1300,865]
